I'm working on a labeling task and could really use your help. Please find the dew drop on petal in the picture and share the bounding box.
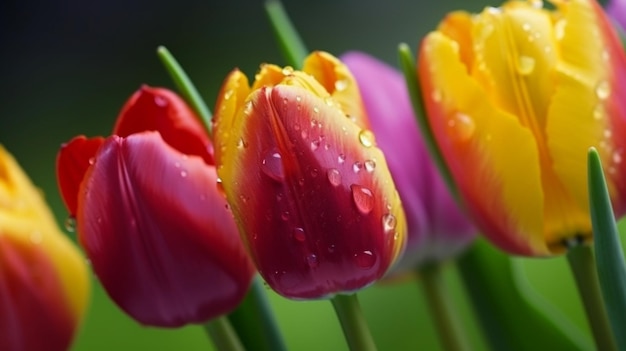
[327,168,342,186]
[281,211,290,221]
[237,138,248,149]
[448,112,475,142]
[306,254,319,268]
[261,148,285,181]
[593,104,604,120]
[364,159,376,172]
[352,161,363,173]
[354,250,376,269]
[154,95,168,107]
[554,19,567,40]
[351,184,374,214]
[358,130,375,148]
[293,227,305,242]
[338,153,346,164]
[382,213,397,233]
[310,138,321,151]
[216,178,226,196]
[613,152,623,164]
[596,81,611,100]
[516,56,535,75]
[180,170,188,178]
[431,90,442,102]
[64,216,76,232]
[335,79,348,92]
[88,157,95,165]
[282,66,294,75]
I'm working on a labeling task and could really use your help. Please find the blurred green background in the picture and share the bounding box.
[1,0,624,349]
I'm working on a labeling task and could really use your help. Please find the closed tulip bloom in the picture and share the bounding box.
[0,145,89,351]
[418,0,626,256]
[342,52,475,270]
[214,51,407,299]
[56,86,255,327]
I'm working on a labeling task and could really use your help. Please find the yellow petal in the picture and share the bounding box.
[420,32,550,255]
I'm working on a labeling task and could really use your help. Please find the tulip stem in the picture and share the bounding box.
[203,316,246,351]
[228,276,288,351]
[419,263,470,351]
[331,294,378,351]
[156,46,213,136]
[566,244,618,351]
[264,0,308,69]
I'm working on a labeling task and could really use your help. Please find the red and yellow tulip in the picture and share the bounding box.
[418,0,626,256]
[214,51,407,299]
[56,86,255,327]
[0,145,89,351]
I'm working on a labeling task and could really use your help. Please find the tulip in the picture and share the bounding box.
[418,0,626,256]
[56,86,255,327]
[0,145,89,351]
[341,51,475,271]
[607,0,626,30]
[213,51,407,299]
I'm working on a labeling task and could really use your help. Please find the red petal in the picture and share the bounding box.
[112,86,214,165]
[77,132,254,326]
[0,236,75,351]
[56,135,104,217]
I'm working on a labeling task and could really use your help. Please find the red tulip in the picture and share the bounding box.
[56,86,255,327]
[213,52,407,299]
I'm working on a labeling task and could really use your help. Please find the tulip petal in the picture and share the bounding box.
[548,0,626,218]
[303,51,370,129]
[113,86,214,165]
[419,31,549,255]
[218,84,406,298]
[56,136,104,217]
[78,132,254,326]
[0,235,74,351]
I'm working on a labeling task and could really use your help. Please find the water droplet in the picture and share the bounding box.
[306,254,319,268]
[310,138,321,151]
[154,95,168,107]
[358,130,375,148]
[604,129,612,138]
[300,130,308,139]
[30,231,42,244]
[296,96,302,103]
[244,101,253,115]
[593,104,604,120]
[310,168,319,178]
[324,97,334,106]
[335,79,348,92]
[393,231,400,241]
[180,170,188,178]
[338,153,346,164]
[328,244,336,253]
[239,194,249,203]
[448,112,476,142]
[382,213,397,233]
[64,216,76,232]
[351,184,375,214]
[293,227,305,242]
[522,23,531,32]
[554,19,567,40]
[613,152,623,164]
[327,168,342,186]
[364,159,376,172]
[596,81,611,100]
[223,89,234,101]
[352,161,363,173]
[237,138,248,149]
[431,90,442,102]
[174,161,181,168]
[293,123,301,131]
[313,107,319,114]
[354,250,376,269]
[88,157,95,165]
[516,55,535,75]
[282,66,294,75]
[261,148,285,181]
[529,0,543,8]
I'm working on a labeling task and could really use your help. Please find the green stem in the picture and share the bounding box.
[203,316,246,351]
[419,264,470,351]
[566,245,618,351]
[330,294,378,351]
[264,0,308,69]
[228,276,287,351]
[156,46,213,136]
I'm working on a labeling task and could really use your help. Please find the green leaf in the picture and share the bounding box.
[588,147,626,351]
[457,238,593,351]
[156,46,213,136]
[397,43,459,201]
[264,0,308,69]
